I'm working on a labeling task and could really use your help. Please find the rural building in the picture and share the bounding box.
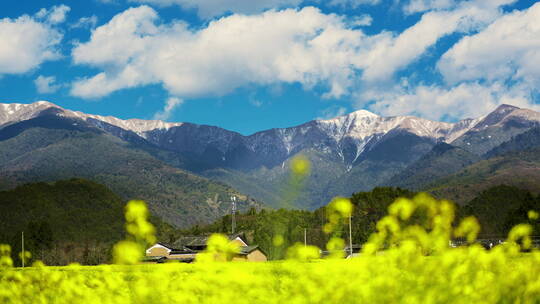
[145,233,267,263]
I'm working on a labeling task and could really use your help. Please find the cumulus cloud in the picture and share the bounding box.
[359,0,514,82]
[153,97,183,120]
[71,6,366,99]
[35,5,71,24]
[362,82,539,121]
[357,1,540,122]
[70,1,514,101]
[129,0,303,19]
[34,75,61,94]
[438,2,540,87]
[0,12,63,75]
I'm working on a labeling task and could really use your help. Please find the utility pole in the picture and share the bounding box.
[21,231,24,268]
[231,196,237,235]
[304,228,307,247]
[348,215,353,258]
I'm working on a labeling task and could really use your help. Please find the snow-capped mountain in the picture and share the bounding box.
[0,101,60,127]
[1,101,538,169]
[0,101,183,136]
[1,100,539,209]
[452,104,540,155]
[2,101,539,162]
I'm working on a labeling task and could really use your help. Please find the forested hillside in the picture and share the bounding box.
[0,179,175,265]
[178,186,539,259]
[0,116,261,228]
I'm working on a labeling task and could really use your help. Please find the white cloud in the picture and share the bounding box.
[438,2,540,87]
[129,0,303,19]
[357,1,540,122]
[71,6,366,99]
[35,5,71,24]
[34,75,61,94]
[350,14,373,27]
[0,14,62,75]
[153,97,183,120]
[359,0,513,82]
[71,15,98,29]
[362,82,539,121]
[70,1,514,101]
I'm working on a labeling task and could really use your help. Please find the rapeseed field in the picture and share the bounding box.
[1,194,539,303]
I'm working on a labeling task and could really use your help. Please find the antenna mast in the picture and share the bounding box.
[231,196,237,234]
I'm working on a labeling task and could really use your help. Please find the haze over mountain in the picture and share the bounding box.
[2,101,539,212]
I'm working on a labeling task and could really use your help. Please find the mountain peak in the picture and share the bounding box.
[34,100,60,108]
[0,100,63,126]
[473,104,540,130]
[348,109,379,118]
[317,108,378,123]
[494,104,520,113]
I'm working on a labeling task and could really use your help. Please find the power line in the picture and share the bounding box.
[21,231,24,268]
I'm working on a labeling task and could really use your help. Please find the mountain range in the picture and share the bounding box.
[1,101,540,226]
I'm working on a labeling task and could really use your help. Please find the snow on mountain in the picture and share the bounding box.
[315,108,481,144]
[1,101,538,161]
[0,101,182,137]
[66,111,183,137]
[470,104,540,131]
[0,101,60,126]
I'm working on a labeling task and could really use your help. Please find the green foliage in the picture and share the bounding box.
[180,184,540,259]
[458,185,540,236]
[178,187,415,259]
[25,221,54,261]
[0,179,172,265]
[349,187,416,243]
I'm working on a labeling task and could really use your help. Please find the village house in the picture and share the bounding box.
[145,233,267,263]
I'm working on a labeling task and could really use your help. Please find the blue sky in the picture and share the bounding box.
[0,0,539,135]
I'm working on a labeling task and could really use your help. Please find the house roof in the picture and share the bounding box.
[149,233,252,255]
[169,248,197,254]
[170,233,248,248]
[238,245,259,255]
[154,242,177,250]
